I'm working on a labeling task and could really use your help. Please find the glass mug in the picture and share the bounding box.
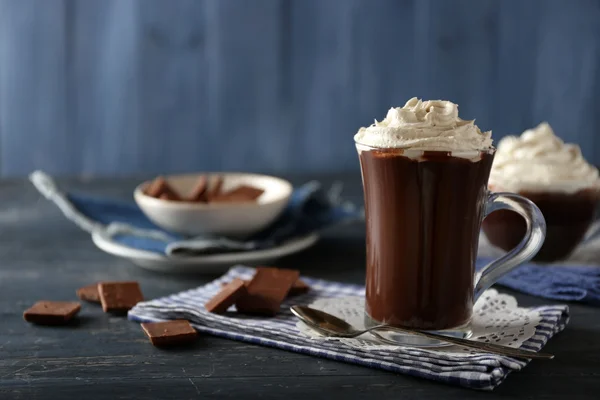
[356,143,546,346]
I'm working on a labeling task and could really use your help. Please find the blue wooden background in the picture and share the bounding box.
[1,0,599,177]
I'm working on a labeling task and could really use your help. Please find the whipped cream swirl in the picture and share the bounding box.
[490,122,600,194]
[354,98,493,153]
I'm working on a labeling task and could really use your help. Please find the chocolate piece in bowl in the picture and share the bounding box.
[159,192,180,201]
[145,176,181,200]
[183,175,264,203]
[211,185,265,203]
[187,175,208,202]
[207,176,224,200]
[23,301,81,325]
[205,278,248,314]
[76,283,101,303]
[99,281,144,314]
[235,267,300,316]
[141,320,198,347]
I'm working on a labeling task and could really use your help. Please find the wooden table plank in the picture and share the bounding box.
[1,175,599,399]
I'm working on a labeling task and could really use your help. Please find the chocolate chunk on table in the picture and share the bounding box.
[205,278,247,314]
[23,301,81,325]
[236,267,300,316]
[76,283,101,303]
[99,281,144,314]
[141,320,198,347]
[288,279,310,296]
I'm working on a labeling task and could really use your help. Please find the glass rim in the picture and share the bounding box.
[354,140,496,154]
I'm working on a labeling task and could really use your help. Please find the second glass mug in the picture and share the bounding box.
[356,143,546,346]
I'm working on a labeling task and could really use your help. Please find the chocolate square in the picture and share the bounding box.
[188,176,208,202]
[235,267,300,316]
[288,279,310,296]
[159,192,180,201]
[205,278,247,314]
[99,281,144,313]
[207,176,224,200]
[145,176,181,200]
[141,320,197,347]
[221,278,310,297]
[23,301,81,325]
[211,185,265,203]
[76,283,101,303]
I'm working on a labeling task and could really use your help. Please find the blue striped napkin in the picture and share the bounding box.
[128,266,569,391]
[29,170,362,256]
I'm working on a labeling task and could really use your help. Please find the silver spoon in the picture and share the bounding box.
[290,305,554,360]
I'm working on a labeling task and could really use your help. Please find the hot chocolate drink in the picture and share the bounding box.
[485,122,600,262]
[359,149,494,329]
[355,98,496,331]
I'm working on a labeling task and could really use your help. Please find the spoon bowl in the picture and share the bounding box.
[290,304,358,336]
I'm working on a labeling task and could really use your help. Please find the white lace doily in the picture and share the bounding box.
[296,289,540,354]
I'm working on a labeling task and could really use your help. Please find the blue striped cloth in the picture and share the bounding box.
[30,171,362,256]
[476,257,600,305]
[128,266,569,391]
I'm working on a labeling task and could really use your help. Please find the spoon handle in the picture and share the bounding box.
[372,325,553,360]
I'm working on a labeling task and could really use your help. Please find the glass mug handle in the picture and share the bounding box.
[474,192,547,302]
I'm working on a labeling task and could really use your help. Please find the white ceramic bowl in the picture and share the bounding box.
[134,173,293,237]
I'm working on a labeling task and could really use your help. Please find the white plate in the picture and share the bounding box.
[91,229,319,274]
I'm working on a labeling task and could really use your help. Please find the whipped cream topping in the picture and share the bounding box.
[354,98,493,153]
[489,122,600,194]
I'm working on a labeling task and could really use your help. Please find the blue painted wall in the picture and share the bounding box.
[0,0,599,177]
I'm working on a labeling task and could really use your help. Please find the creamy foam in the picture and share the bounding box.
[489,122,600,194]
[354,98,493,155]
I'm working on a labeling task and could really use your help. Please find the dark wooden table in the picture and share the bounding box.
[1,175,599,399]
